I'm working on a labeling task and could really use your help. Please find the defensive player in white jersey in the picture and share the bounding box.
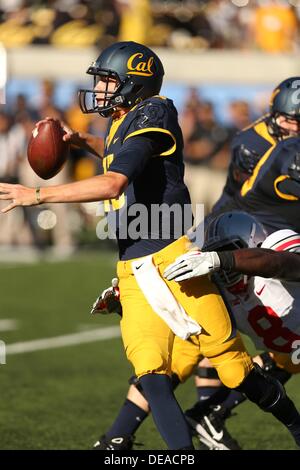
[166,212,300,356]
[164,211,300,449]
[221,229,300,355]
[93,211,300,450]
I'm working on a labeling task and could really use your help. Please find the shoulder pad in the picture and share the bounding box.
[131,99,168,131]
[262,229,300,252]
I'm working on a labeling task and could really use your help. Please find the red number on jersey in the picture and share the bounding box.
[248,305,300,353]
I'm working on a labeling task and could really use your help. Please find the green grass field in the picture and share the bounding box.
[0,251,299,450]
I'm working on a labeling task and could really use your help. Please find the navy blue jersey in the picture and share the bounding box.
[212,116,275,213]
[228,137,300,233]
[101,96,193,260]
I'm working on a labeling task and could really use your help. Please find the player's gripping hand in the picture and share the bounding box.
[91,278,122,316]
[164,250,221,282]
[36,117,84,147]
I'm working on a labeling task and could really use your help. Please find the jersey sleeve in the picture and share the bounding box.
[107,134,158,183]
[273,138,300,200]
[123,100,177,157]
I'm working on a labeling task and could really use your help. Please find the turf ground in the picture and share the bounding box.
[0,251,299,450]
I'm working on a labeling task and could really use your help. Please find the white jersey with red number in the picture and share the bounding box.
[223,230,300,353]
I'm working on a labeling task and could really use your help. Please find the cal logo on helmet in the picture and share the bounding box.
[127,53,154,77]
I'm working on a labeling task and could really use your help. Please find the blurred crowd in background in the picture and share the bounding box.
[0,78,261,255]
[0,0,299,53]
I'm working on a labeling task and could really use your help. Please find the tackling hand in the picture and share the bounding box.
[163,250,221,282]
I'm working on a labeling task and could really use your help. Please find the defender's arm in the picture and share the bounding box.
[164,248,300,282]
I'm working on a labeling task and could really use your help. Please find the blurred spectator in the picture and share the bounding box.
[13,93,27,117]
[252,0,298,53]
[12,93,40,124]
[182,99,232,217]
[0,110,34,246]
[64,93,107,181]
[75,113,108,180]
[205,0,300,52]
[183,86,202,112]
[0,0,113,47]
[0,111,15,183]
[88,113,108,142]
[65,89,91,133]
[227,100,251,133]
[34,78,64,120]
[184,100,231,167]
[205,0,243,48]
[50,1,102,47]
[0,0,23,13]
[150,1,216,49]
[64,89,92,176]
[179,87,202,143]
[117,0,152,44]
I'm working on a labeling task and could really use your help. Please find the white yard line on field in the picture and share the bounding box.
[5,326,121,355]
[0,319,19,331]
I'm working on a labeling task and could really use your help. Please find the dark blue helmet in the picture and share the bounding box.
[79,41,164,117]
[269,77,300,138]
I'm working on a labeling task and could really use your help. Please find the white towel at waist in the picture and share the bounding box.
[131,255,201,340]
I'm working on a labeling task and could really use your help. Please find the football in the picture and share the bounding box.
[27,119,69,180]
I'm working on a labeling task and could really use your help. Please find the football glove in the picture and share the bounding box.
[232,144,260,175]
[91,278,122,316]
[163,251,221,282]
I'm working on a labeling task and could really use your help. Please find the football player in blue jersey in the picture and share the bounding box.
[213,77,300,220]
[181,79,300,448]
[184,78,300,448]
[1,43,300,450]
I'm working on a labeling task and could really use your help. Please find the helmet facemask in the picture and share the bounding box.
[79,69,128,118]
[269,112,300,140]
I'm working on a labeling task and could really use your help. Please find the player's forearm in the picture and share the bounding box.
[75,132,104,159]
[231,248,300,280]
[39,173,126,204]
